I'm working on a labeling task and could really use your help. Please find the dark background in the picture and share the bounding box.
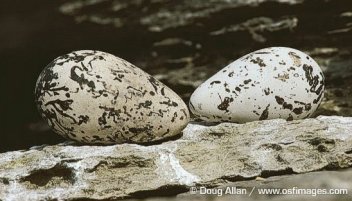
[1,0,352,153]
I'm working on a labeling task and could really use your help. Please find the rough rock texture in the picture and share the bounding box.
[311,48,352,117]
[127,169,352,201]
[59,0,303,32]
[57,0,352,118]
[1,116,352,200]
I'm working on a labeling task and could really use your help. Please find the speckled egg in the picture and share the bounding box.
[35,50,189,144]
[189,47,325,123]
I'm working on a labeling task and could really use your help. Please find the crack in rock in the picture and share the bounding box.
[155,145,200,185]
[0,116,352,200]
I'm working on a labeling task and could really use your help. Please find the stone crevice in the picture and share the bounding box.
[0,116,351,200]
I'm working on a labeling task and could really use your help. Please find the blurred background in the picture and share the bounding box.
[1,0,352,153]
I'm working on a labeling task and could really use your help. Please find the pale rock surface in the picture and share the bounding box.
[0,116,352,200]
[130,169,352,201]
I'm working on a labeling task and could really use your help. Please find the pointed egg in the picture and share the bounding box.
[35,50,189,144]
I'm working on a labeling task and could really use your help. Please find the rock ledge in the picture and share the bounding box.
[0,116,351,200]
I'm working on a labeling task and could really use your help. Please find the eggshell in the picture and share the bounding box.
[189,47,325,123]
[35,50,189,144]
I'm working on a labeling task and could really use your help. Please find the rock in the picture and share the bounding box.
[59,0,302,32]
[210,16,299,43]
[57,0,352,118]
[308,48,352,117]
[35,50,189,144]
[0,116,351,200]
[189,47,324,123]
[127,169,352,201]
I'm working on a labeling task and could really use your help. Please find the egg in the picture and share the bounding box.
[35,50,189,144]
[189,47,325,123]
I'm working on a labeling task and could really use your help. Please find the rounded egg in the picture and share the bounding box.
[189,47,325,123]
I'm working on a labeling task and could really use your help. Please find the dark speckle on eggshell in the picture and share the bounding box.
[35,50,190,144]
[259,104,270,120]
[189,47,325,123]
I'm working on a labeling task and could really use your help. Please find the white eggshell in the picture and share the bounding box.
[189,47,325,123]
[35,50,189,144]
